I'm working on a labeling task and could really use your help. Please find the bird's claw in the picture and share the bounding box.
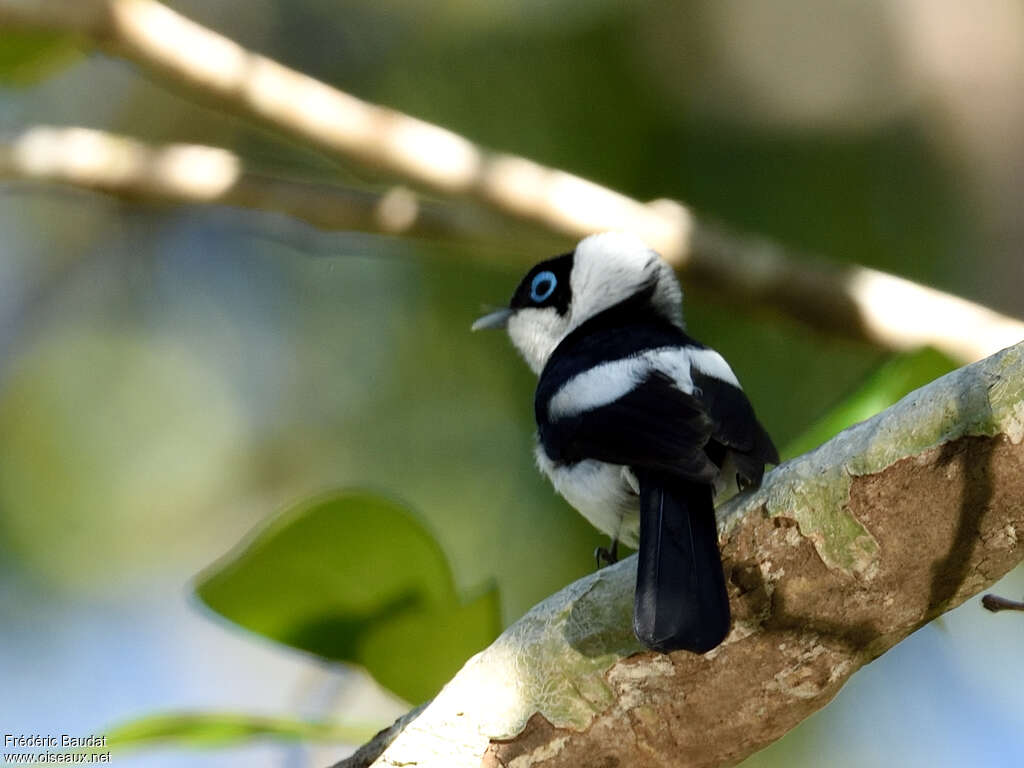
[594,539,619,569]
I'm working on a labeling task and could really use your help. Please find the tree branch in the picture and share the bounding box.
[0,0,683,249]
[0,126,497,239]
[330,703,428,768]
[3,0,1024,363]
[338,340,1024,767]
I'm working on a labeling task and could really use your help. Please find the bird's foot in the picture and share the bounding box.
[594,539,619,569]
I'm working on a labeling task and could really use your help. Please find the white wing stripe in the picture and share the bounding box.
[685,347,741,388]
[548,347,698,420]
[547,345,743,420]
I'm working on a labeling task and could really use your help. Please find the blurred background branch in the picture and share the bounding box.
[0,126,489,238]
[2,0,1023,365]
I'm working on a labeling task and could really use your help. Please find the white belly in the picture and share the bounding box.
[534,446,641,548]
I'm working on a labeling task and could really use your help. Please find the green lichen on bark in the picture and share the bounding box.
[758,470,874,575]
[479,558,640,735]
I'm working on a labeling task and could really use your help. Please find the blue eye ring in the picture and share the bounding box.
[529,271,557,303]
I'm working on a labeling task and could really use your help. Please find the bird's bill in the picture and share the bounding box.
[471,308,513,331]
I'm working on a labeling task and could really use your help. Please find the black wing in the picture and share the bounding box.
[692,369,779,486]
[536,307,776,483]
[538,370,719,484]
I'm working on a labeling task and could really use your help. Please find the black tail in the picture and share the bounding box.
[633,474,730,653]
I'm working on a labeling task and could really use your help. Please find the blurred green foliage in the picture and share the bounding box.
[197,491,501,704]
[105,711,377,751]
[783,347,959,459]
[0,330,246,584]
[0,31,81,85]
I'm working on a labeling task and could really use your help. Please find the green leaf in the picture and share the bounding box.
[356,587,501,702]
[104,711,377,751]
[783,347,958,459]
[197,491,501,703]
[0,31,82,85]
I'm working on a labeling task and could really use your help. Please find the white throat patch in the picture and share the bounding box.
[506,306,569,375]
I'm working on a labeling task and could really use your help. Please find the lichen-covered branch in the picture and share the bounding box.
[3,0,1024,363]
[351,340,1024,768]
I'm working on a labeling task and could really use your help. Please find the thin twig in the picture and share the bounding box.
[2,0,1024,363]
[981,594,1024,613]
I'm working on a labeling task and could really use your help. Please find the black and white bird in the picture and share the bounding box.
[474,232,778,654]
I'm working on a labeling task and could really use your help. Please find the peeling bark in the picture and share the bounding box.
[356,341,1024,768]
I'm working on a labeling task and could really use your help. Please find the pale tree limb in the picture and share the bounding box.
[0,126,500,239]
[330,340,1024,768]
[3,0,1024,363]
[330,703,428,768]
[0,0,682,250]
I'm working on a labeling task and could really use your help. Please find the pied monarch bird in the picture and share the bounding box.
[474,232,778,653]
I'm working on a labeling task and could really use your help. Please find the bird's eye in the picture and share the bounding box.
[529,271,557,303]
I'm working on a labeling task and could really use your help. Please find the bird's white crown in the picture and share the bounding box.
[569,232,683,331]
